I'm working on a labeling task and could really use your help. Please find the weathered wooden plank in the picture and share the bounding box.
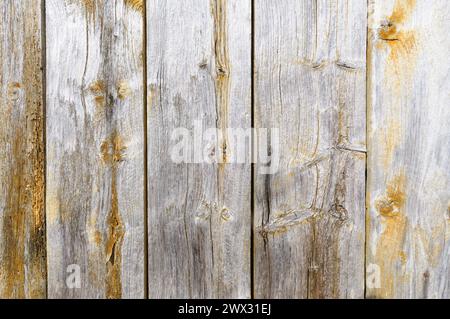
[0,0,46,299]
[46,0,145,298]
[367,0,450,298]
[254,0,367,298]
[147,0,251,298]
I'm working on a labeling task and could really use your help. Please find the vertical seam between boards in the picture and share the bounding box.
[143,0,149,300]
[42,0,48,299]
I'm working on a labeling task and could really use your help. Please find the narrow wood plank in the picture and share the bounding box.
[46,0,145,298]
[147,0,251,298]
[367,0,450,298]
[254,0,367,298]
[0,0,46,299]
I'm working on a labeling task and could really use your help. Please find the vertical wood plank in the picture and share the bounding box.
[46,0,145,298]
[367,0,450,298]
[254,0,367,298]
[147,0,251,298]
[0,0,46,298]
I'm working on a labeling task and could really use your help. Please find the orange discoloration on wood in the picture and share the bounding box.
[378,0,418,89]
[101,133,126,164]
[373,1,419,169]
[90,80,106,107]
[101,132,126,298]
[374,172,408,298]
[124,0,144,12]
[90,80,105,95]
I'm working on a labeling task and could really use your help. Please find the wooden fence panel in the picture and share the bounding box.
[146,0,252,298]
[0,0,449,300]
[0,0,46,299]
[367,0,450,298]
[46,0,145,298]
[254,0,367,298]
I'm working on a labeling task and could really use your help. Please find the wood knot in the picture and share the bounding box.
[7,82,22,101]
[90,80,106,106]
[117,80,131,100]
[101,133,126,165]
[379,21,399,41]
[216,66,229,77]
[328,204,349,222]
[220,207,233,221]
[375,174,406,217]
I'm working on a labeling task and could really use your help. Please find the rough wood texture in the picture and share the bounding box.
[46,0,145,298]
[367,0,450,298]
[0,0,46,299]
[254,0,367,298]
[147,0,251,298]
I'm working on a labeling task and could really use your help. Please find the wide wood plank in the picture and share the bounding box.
[46,0,145,298]
[147,0,251,298]
[254,0,367,298]
[367,0,450,298]
[0,0,46,299]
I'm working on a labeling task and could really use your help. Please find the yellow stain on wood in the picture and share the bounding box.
[90,80,106,107]
[378,0,418,88]
[147,84,157,112]
[124,0,144,12]
[90,80,105,95]
[82,0,96,16]
[101,131,126,298]
[117,80,131,100]
[1,7,46,298]
[211,0,230,165]
[373,0,419,169]
[101,133,126,164]
[374,172,408,298]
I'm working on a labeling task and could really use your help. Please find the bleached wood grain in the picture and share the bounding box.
[367,0,450,298]
[46,0,145,298]
[0,0,46,299]
[254,0,367,298]
[147,0,251,298]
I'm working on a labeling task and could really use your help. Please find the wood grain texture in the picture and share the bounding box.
[46,0,145,298]
[147,0,251,298]
[254,0,367,298]
[367,0,450,298]
[0,0,46,299]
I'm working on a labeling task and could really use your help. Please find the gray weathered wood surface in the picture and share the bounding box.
[367,0,450,298]
[0,0,46,299]
[254,0,367,298]
[147,0,251,298]
[46,0,145,298]
[0,0,448,299]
